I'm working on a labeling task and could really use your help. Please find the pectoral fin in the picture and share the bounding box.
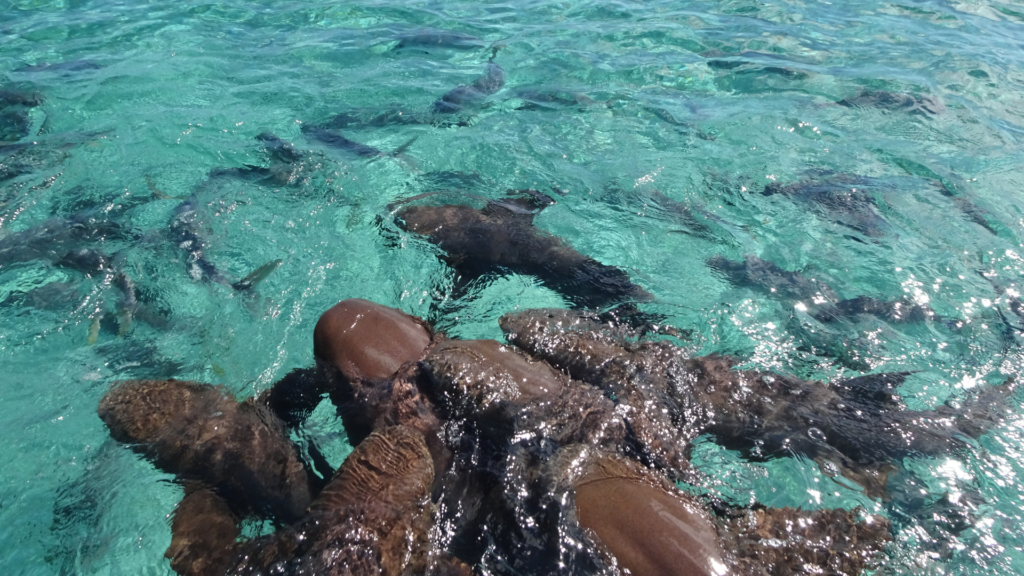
[814,450,895,500]
[87,315,101,345]
[116,307,133,337]
[391,135,418,157]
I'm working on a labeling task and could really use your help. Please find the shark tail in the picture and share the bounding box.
[937,377,1019,439]
[231,259,283,291]
[116,307,134,337]
[88,315,102,345]
[390,135,418,157]
[487,41,509,61]
[390,136,420,172]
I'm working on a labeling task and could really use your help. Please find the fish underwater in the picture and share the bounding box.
[432,61,506,114]
[323,105,434,129]
[166,191,280,290]
[0,189,182,336]
[0,86,43,142]
[393,29,488,53]
[98,299,896,576]
[836,89,945,115]
[500,307,1018,498]
[707,254,939,324]
[700,50,815,94]
[504,86,600,111]
[0,211,130,268]
[311,61,505,132]
[300,125,389,158]
[1,131,287,338]
[394,191,653,309]
[323,104,474,130]
[706,57,812,81]
[157,147,286,292]
[195,132,318,190]
[762,173,895,239]
[707,254,840,303]
[763,169,1003,240]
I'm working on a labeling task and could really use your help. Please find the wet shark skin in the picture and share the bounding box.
[396,203,652,309]
[97,379,315,522]
[500,307,1017,498]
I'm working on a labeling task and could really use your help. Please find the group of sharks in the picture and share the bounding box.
[0,38,516,342]
[93,294,1015,575]
[3,33,987,346]
[2,34,1010,379]
[5,29,1018,576]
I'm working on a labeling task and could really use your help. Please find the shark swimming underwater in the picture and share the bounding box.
[309,60,506,135]
[836,89,945,115]
[707,254,939,324]
[432,61,506,114]
[165,189,281,291]
[393,191,652,309]
[0,86,43,142]
[151,134,300,291]
[500,307,1018,498]
[97,299,894,576]
[0,212,173,337]
[392,29,488,53]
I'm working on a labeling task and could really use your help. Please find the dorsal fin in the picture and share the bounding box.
[833,372,912,408]
[482,189,557,221]
[482,198,540,223]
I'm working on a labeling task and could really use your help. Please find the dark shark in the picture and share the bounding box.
[762,173,894,238]
[500,307,1016,498]
[166,190,281,290]
[708,254,939,324]
[105,299,892,576]
[837,90,945,115]
[432,61,505,114]
[1,86,43,142]
[394,29,486,52]
[394,193,652,309]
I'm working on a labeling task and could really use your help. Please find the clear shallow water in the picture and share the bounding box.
[2,0,1024,573]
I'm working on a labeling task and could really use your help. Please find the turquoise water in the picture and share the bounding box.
[2,0,1024,573]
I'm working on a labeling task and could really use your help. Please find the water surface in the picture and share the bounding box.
[3,0,1024,573]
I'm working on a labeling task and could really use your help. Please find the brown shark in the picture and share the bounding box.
[395,197,653,309]
[97,379,317,523]
[500,307,1017,498]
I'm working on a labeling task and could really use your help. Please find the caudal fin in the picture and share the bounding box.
[937,377,1019,439]
[390,136,419,172]
[391,135,418,157]
[232,259,283,291]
